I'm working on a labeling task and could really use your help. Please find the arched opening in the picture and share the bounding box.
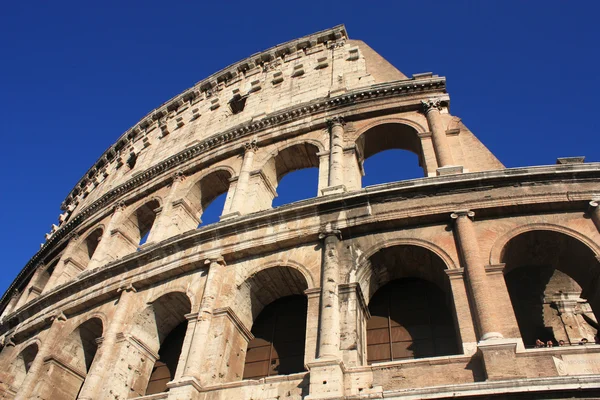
[502,230,600,347]
[262,143,320,207]
[237,266,310,380]
[50,317,103,398]
[243,295,307,379]
[67,227,104,271]
[185,170,231,226]
[356,123,425,187]
[367,278,458,363]
[123,200,160,246]
[362,149,423,186]
[132,292,191,395]
[146,320,188,394]
[36,259,58,293]
[84,228,103,260]
[272,168,319,207]
[362,244,460,364]
[8,343,38,391]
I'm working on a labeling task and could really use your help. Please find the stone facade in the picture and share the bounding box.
[1,25,600,399]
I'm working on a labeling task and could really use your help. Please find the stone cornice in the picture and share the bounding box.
[2,164,600,332]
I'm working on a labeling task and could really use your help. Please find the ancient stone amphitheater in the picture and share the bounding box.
[1,25,600,400]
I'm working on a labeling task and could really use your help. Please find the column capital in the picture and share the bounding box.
[172,170,186,183]
[589,200,599,209]
[243,139,258,153]
[451,210,475,220]
[204,256,226,267]
[113,201,127,214]
[49,310,67,323]
[3,335,16,347]
[318,227,342,240]
[68,231,80,242]
[117,283,137,294]
[420,98,447,113]
[327,116,345,128]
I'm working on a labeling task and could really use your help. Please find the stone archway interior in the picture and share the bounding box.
[243,295,307,379]
[366,278,458,363]
[502,230,600,346]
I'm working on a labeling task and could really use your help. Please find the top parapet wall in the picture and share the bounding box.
[57,24,409,220]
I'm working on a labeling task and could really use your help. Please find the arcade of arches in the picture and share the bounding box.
[3,225,600,398]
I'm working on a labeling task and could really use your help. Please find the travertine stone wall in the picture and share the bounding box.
[1,25,600,400]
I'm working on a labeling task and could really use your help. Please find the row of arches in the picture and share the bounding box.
[6,228,599,397]
[12,122,429,307]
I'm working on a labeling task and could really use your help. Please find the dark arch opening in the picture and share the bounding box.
[367,278,459,363]
[356,123,425,187]
[243,295,307,379]
[142,292,191,395]
[85,228,103,259]
[146,320,188,395]
[11,343,39,390]
[502,230,600,347]
[125,199,160,246]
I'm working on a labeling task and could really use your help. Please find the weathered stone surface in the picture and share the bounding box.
[1,24,600,400]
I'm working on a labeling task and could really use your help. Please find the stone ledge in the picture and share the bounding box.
[380,375,600,399]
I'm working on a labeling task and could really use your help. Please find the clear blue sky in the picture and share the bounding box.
[1,1,599,295]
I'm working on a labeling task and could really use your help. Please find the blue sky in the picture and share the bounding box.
[1,1,599,295]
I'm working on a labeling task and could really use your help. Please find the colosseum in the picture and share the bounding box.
[1,25,600,400]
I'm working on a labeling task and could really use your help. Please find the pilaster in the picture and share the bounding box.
[14,311,68,400]
[78,284,138,400]
[181,258,227,383]
[323,117,346,195]
[222,141,257,219]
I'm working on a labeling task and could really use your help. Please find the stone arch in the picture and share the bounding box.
[67,226,105,272]
[234,266,310,331]
[239,260,316,290]
[354,120,427,184]
[56,317,104,373]
[498,228,600,347]
[4,341,39,392]
[258,140,322,205]
[358,242,461,363]
[121,198,162,245]
[146,286,197,313]
[489,223,600,266]
[353,238,456,301]
[182,166,234,224]
[129,291,192,395]
[236,266,309,380]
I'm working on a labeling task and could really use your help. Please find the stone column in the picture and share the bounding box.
[87,201,128,270]
[446,268,478,355]
[146,171,196,243]
[306,228,344,400]
[589,201,600,232]
[77,284,137,400]
[323,117,346,194]
[182,257,226,381]
[14,311,67,400]
[317,228,342,359]
[223,141,257,218]
[422,99,459,174]
[451,211,502,341]
[0,291,21,321]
